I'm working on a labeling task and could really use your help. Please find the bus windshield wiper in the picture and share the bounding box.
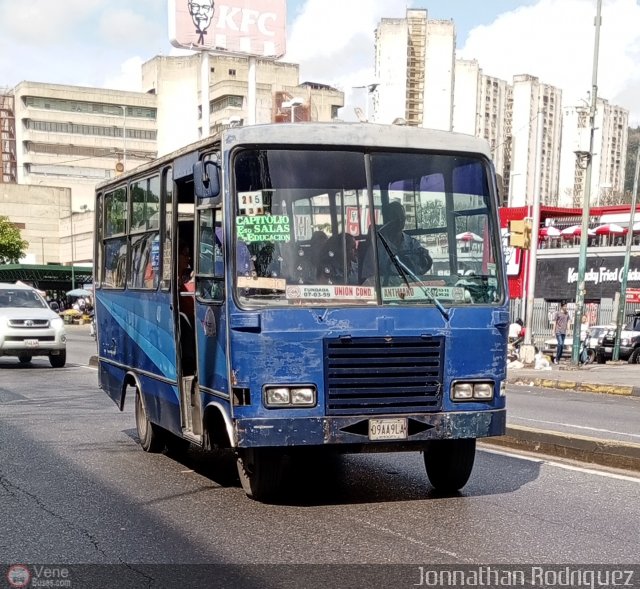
[377,233,450,321]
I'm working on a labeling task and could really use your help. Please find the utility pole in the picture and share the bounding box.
[571,0,602,365]
[522,106,545,363]
[613,146,640,360]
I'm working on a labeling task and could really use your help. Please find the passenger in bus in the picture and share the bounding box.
[299,230,328,283]
[178,243,195,316]
[316,233,358,284]
[360,201,433,284]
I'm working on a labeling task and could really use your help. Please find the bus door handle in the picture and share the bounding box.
[230,313,261,333]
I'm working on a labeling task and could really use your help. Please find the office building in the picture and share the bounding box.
[558,99,629,207]
[374,9,455,130]
[453,59,509,184]
[503,75,563,207]
[10,82,158,211]
[142,53,344,155]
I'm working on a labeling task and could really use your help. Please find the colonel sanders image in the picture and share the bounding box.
[188,0,214,44]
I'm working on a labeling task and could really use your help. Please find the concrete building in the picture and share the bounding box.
[142,54,344,155]
[374,9,455,130]
[0,183,92,266]
[1,90,17,184]
[0,57,344,269]
[12,82,158,211]
[558,99,629,207]
[504,75,563,207]
[453,60,509,185]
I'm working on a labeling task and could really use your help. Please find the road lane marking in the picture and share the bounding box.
[342,515,463,560]
[512,417,640,440]
[481,447,640,483]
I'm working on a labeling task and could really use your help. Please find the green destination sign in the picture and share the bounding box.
[236,215,291,243]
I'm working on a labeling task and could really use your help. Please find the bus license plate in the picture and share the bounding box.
[368,418,408,441]
[24,339,39,348]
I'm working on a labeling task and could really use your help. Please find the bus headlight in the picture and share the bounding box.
[451,382,494,401]
[264,387,290,406]
[264,385,316,408]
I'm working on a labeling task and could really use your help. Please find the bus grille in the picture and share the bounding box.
[324,336,444,415]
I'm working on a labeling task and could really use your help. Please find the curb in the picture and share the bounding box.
[506,375,639,397]
[480,425,640,472]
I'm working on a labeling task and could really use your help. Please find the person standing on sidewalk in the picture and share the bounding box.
[553,302,570,364]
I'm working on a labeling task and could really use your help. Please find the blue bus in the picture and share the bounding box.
[94,122,508,501]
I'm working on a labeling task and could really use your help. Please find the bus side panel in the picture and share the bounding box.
[137,375,182,434]
[96,291,179,381]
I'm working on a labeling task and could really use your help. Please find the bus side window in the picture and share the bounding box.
[197,209,224,302]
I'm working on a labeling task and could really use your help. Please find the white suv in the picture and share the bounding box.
[0,282,67,367]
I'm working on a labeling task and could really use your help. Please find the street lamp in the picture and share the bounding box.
[572,0,602,365]
[282,97,303,123]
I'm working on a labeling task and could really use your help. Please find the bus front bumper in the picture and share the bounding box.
[234,409,506,449]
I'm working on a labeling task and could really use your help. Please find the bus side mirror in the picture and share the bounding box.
[194,160,221,203]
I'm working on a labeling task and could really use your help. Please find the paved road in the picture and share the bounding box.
[506,384,640,444]
[1,364,640,568]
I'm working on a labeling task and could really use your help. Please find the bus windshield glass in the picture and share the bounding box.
[232,148,501,307]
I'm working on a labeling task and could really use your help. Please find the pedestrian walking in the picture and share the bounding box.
[553,302,570,364]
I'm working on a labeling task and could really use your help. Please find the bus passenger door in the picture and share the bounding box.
[194,208,228,400]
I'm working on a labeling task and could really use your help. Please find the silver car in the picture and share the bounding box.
[542,325,613,360]
[0,282,67,367]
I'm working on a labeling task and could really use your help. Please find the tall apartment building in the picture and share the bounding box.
[558,99,629,207]
[142,54,344,155]
[374,9,455,130]
[453,59,509,182]
[1,90,17,184]
[12,82,158,210]
[503,75,562,207]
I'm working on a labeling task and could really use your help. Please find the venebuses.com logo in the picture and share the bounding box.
[6,564,31,588]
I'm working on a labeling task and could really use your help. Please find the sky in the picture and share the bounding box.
[1,0,639,125]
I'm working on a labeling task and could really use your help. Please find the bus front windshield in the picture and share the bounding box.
[232,148,502,307]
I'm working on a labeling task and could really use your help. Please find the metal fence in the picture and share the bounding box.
[508,297,640,349]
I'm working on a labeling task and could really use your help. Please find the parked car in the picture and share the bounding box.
[0,282,67,367]
[542,324,614,360]
[595,312,640,363]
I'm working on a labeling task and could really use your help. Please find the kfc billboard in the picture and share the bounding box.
[169,0,287,58]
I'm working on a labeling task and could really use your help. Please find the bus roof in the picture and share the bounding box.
[97,122,492,190]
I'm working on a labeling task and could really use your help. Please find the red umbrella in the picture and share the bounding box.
[456,231,482,242]
[539,226,561,238]
[594,223,627,235]
[561,225,595,238]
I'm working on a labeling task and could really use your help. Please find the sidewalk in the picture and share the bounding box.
[507,360,640,396]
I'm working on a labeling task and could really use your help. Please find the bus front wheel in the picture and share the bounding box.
[236,448,284,502]
[423,438,476,493]
[134,388,165,453]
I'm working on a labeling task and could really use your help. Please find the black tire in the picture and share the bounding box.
[18,355,32,364]
[628,348,640,364]
[596,349,606,364]
[423,438,476,493]
[236,448,284,502]
[584,349,596,365]
[49,350,66,368]
[134,388,165,453]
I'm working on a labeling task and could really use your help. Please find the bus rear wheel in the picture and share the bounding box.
[134,388,165,453]
[236,448,284,502]
[423,438,476,493]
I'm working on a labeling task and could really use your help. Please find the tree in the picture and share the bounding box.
[625,126,640,194]
[0,216,28,264]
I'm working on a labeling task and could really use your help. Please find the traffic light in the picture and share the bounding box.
[509,219,532,249]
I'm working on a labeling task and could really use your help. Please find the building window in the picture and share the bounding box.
[229,69,236,76]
